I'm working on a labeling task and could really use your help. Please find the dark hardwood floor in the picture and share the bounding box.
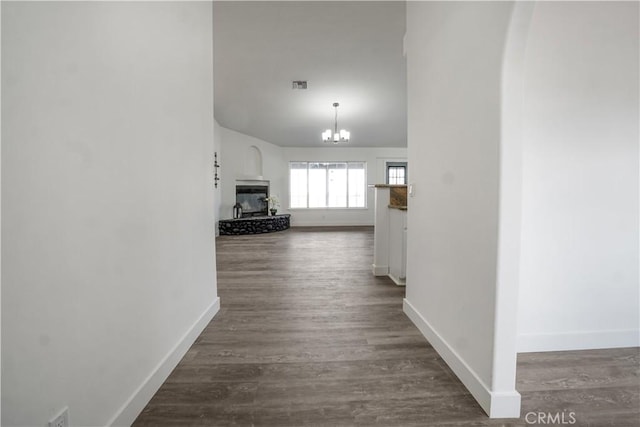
[134,227,639,426]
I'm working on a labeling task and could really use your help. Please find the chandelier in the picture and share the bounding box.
[321,102,350,144]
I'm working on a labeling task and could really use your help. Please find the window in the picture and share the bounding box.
[290,162,366,208]
[386,162,408,185]
[387,166,405,184]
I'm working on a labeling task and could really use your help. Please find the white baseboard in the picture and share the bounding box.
[387,274,406,286]
[403,299,520,418]
[291,222,374,227]
[107,297,221,426]
[518,329,640,353]
[372,264,389,276]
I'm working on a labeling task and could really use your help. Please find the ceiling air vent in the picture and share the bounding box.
[292,80,308,90]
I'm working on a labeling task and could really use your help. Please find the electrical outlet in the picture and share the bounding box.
[48,407,69,427]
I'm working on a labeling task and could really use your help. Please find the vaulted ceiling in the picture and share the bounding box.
[213,1,407,148]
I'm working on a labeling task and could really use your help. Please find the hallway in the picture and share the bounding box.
[134,228,638,426]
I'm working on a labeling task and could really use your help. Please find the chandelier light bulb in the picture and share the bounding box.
[321,102,350,144]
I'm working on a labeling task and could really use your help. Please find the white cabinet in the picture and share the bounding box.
[372,185,407,286]
[388,208,407,285]
[372,187,391,276]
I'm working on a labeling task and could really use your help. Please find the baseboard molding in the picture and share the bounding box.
[372,264,389,276]
[291,222,374,227]
[518,329,640,353]
[387,273,406,286]
[107,297,221,426]
[403,299,520,418]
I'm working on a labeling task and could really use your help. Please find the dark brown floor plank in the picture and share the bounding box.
[134,227,640,426]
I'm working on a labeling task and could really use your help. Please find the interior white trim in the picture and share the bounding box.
[291,222,374,227]
[518,329,640,353]
[387,274,406,286]
[372,264,389,276]
[107,297,221,426]
[403,298,521,418]
[235,177,266,183]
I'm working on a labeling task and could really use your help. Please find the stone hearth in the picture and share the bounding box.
[219,214,290,235]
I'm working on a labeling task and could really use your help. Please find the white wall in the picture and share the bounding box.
[282,147,407,226]
[2,3,218,425]
[218,126,287,221]
[214,120,223,235]
[404,1,520,417]
[518,2,640,352]
[216,125,406,226]
[0,3,3,421]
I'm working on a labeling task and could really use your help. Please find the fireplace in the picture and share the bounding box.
[236,185,269,217]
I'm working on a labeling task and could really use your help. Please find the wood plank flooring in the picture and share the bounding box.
[134,227,639,426]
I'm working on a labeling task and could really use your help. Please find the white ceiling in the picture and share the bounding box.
[213,1,407,148]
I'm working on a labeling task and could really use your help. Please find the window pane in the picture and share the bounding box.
[290,162,308,208]
[348,162,366,207]
[308,162,327,208]
[388,166,405,185]
[328,163,347,207]
[290,161,366,210]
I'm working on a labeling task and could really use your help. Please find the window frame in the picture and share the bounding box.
[288,161,368,210]
[386,161,408,185]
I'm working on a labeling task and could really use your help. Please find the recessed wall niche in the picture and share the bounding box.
[245,145,263,178]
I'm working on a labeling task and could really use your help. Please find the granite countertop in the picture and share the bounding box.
[388,205,408,211]
[369,184,408,188]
